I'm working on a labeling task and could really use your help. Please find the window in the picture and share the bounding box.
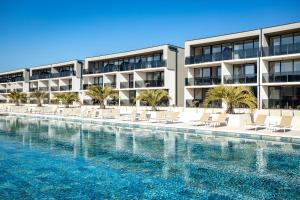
[203,46,211,55]
[234,42,243,59]
[147,55,153,62]
[194,47,202,56]
[269,62,280,74]
[281,61,293,72]
[244,40,254,49]
[154,54,161,61]
[270,36,280,46]
[202,68,211,77]
[281,34,293,45]
[222,44,232,59]
[269,87,280,99]
[245,64,255,75]
[294,60,300,72]
[295,33,300,44]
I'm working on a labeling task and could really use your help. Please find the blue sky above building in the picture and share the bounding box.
[0,0,300,71]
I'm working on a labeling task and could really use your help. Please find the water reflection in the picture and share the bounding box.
[0,116,299,199]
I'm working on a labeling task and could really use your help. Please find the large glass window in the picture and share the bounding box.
[281,61,293,72]
[281,34,293,45]
[269,87,280,99]
[234,42,244,59]
[194,47,202,56]
[202,68,211,77]
[245,64,255,75]
[295,33,300,44]
[294,60,300,72]
[269,62,281,74]
[270,36,280,46]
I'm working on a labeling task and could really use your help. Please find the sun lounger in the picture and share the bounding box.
[271,116,293,133]
[245,114,267,131]
[138,111,149,121]
[208,113,227,127]
[190,113,210,126]
[122,111,137,121]
[153,111,166,123]
[166,111,180,123]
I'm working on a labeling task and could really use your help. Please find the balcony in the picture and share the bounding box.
[0,76,24,83]
[263,43,300,57]
[84,60,166,74]
[30,73,51,80]
[82,83,103,90]
[51,71,75,78]
[60,85,72,91]
[185,76,221,86]
[82,68,104,75]
[0,89,6,93]
[224,74,257,84]
[262,99,300,109]
[120,99,135,106]
[186,99,222,108]
[135,80,164,88]
[185,48,260,65]
[29,88,38,92]
[16,88,23,92]
[120,81,134,89]
[104,82,116,88]
[38,87,49,91]
[262,72,300,83]
[50,86,59,91]
[107,99,119,106]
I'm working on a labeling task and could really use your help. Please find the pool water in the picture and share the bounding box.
[0,116,299,199]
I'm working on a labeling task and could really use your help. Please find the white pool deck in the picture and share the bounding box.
[5,112,300,142]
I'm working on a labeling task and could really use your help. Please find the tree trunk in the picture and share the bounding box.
[37,99,42,107]
[65,104,69,108]
[15,100,20,106]
[100,101,105,109]
[151,105,157,111]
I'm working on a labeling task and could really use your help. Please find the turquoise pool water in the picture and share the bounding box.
[0,116,299,199]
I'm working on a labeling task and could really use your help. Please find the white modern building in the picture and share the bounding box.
[184,22,300,109]
[0,69,29,103]
[81,45,185,107]
[28,60,83,103]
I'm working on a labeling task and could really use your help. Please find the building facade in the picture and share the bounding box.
[184,22,300,109]
[81,45,185,107]
[0,22,299,109]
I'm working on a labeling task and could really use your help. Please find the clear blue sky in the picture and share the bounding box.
[1,0,300,71]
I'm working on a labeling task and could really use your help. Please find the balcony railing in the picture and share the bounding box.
[29,88,38,92]
[185,76,221,86]
[262,99,300,109]
[185,48,260,65]
[50,86,59,91]
[120,81,134,89]
[224,74,257,84]
[0,89,6,93]
[60,85,72,91]
[16,88,23,92]
[30,71,75,80]
[107,99,119,106]
[82,83,103,90]
[186,99,222,108]
[38,87,49,91]
[262,72,300,83]
[104,82,116,88]
[0,76,24,83]
[51,71,75,78]
[120,99,136,106]
[83,60,166,75]
[263,43,300,56]
[135,80,164,88]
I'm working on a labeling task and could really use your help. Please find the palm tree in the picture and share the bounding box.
[8,90,27,106]
[136,90,170,111]
[30,91,48,107]
[85,85,118,109]
[53,92,79,108]
[203,86,257,114]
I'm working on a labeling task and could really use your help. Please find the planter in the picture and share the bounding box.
[226,114,252,128]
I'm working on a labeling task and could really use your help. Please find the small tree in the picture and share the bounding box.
[136,90,170,111]
[53,92,79,108]
[204,86,257,114]
[8,90,27,106]
[30,91,48,107]
[86,85,118,109]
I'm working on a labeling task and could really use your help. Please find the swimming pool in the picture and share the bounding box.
[0,116,299,199]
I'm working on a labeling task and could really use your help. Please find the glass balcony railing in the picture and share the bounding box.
[135,80,164,88]
[29,88,38,92]
[224,74,257,84]
[60,85,72,91]
[262,72,300,83]
[185,76,221,86]
[263,43,300,56]
[38,87,49,91]
[30,71,75,80]
[262,99,300,109]
[185,48,260,65]
[50,86,59,91]
[120,99,136,106]
[120,81,134,89]
[0,77,24,83]
[104,82,116,88]
[186,99,222,108]
[82,83,103,90]
[83,60,166,75]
